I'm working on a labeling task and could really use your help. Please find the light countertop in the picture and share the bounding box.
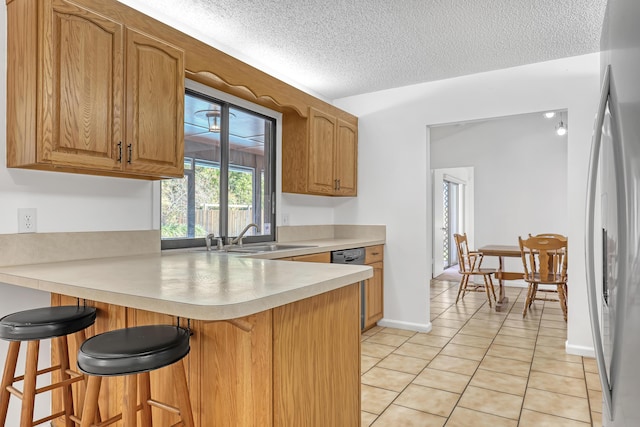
[0,237,382,320]
[223,237,386,259]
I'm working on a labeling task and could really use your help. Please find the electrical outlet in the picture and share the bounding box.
[18,208,37,233]
[282,213,290,226]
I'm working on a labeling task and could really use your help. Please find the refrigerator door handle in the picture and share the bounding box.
[585,64,613,420]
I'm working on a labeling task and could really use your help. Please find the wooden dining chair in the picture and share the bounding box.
[531,233,567,242]
[531,234,568,281]
[453,233,497,307]
[519,235,568,320]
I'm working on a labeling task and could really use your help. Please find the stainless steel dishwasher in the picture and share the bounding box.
[331,248,366,330]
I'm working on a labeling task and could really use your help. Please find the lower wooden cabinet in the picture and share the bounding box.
[364,261,384,329]
[51,283,360,427]
[278,245,384,331]
[273,284,360,426]
[363,245,384,330]
[291,251,330,263]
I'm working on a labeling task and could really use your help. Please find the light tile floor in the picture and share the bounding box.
[361,280,602,427]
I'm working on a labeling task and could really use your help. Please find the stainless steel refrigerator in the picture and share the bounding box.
[586,0,640,425]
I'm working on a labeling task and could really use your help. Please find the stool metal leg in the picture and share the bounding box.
[171,361,195,427]
[0,341,20,425]
[21,340,39,427]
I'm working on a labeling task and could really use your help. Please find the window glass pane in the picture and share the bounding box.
[161,87,276,247]
[161,171,189,238]
[195,161,221,238]
[228,107,273,237]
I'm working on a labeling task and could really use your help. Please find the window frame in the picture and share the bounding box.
[161,80,277,250]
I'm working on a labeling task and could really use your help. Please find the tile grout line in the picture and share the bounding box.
[515,294,544,425]
[362,280,587,426]
[437,287,519,424]
[405,281,518,423]
[519,300,594,426]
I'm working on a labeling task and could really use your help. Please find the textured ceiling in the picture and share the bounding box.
[118,0,607,100]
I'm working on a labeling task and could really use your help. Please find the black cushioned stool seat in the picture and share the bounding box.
[0,305,97,341]
[0,305,97,427]
[77,325,190,376]
[77,325,195,427]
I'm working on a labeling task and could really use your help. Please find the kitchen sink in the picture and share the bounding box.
[225,243,317,253]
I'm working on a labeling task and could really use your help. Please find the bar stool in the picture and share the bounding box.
[77,324,195,427]
[0,304,97,427]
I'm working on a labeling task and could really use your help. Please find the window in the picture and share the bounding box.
[161,82,276,249]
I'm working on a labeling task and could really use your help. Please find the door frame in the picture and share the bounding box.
[432,167,474,277]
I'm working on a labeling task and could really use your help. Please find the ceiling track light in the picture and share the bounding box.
[544,111,556,119]
[556,112,567,136]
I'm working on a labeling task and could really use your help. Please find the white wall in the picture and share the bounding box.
[430,112,569,273]
[279,194,339,225]
[0,7,155,236]
[334,54,601,354]
[0,5,158,423]
[0,1,331,235]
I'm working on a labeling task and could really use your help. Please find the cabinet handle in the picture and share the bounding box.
[117,142,122,162]
[127,144,132,164]
[334,179,338,191]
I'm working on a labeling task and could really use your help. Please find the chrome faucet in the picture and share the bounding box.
[229,223,260,247]
[205,234,224,251]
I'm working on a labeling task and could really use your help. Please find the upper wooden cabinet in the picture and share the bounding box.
[283,108,357,197]
[6,0,185,179]
[335,118,358,196]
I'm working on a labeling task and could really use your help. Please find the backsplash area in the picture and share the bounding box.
[0,230,160,267]
[277,224,386,242]
[0,226,384,267]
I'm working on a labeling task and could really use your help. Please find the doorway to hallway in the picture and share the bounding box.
[432,167,473,278]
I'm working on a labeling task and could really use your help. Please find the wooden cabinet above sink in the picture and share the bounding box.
[6,0,358,185]
[282,107,358,197]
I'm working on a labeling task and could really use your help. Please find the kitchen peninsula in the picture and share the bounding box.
[0,245,372,426]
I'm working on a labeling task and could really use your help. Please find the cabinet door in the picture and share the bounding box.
[125,28,185,178]
[307,108,336,195]
[40,0,123,170]
[292,252,331,263]
[364,261,384,329]
[273,284,360,426]
[335,119,358,196]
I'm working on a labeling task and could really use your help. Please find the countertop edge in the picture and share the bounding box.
[22,266,373,320]
[165,238,386,259]
[0,253,376,320]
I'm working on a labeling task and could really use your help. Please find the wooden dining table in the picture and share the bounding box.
[477,245,524,312]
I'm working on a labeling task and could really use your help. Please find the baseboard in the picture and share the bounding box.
[376,318,432,333]
[566,341,595,358]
